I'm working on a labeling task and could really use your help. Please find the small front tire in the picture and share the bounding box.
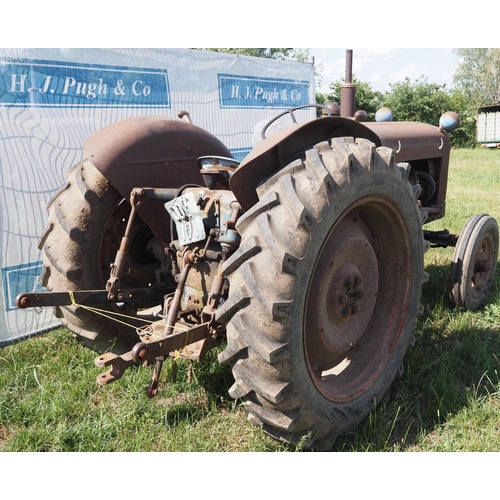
[449,214,499,310]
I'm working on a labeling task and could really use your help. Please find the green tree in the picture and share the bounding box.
[453,48,500,107]
[327,76,383,120]
[447,88,478,148]
[383,75,476,147]
[381,76,475,147]
[315,93,326,106]
[314,92,328,117]
[194,48,300,60]
[383,76,476,147]
[382,76,451,125]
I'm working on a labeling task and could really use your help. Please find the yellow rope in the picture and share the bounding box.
[68,290,153,329]
[189,360,199,384]
[174,329,192,360]
[67,291,190,335]
[173,330,198,383]
[68,290,197,381]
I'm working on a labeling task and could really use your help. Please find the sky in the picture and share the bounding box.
[0,3,489,101]
[2,2,492,52]
[310,48,458,95]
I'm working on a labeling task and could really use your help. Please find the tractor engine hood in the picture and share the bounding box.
[362,121,451,163]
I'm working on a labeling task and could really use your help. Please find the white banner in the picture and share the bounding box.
[0,48,315,346]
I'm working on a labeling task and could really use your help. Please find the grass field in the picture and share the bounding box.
[1,148,499,453]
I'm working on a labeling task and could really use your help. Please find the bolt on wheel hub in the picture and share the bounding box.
[306,215,379,371]
[304,196,414,403]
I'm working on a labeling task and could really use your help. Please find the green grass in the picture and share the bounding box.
[1,148,500,452]
[0,330,284,451]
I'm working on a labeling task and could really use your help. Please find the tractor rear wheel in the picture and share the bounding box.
[216,137,428,449]
[39,160,160,353]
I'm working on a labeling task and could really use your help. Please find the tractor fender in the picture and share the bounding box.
[82,115,233,244]
[230,116,451,212]
[230,116,382,211]
[83,115,233,199]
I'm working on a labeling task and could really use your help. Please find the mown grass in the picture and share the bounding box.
[1,148,499,452]
[0,331,285,451]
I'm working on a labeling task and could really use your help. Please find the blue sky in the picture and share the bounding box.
[311,48,458,94]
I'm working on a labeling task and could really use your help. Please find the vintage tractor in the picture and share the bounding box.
[16,67,499,449]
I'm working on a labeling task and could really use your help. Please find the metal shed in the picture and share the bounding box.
[477,105,500,148]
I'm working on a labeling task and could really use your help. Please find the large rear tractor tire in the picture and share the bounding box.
[39,160,160,353]
[216,137,428,450]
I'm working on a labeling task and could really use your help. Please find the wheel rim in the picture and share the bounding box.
[470,232,496,300]
[305,196,414,403]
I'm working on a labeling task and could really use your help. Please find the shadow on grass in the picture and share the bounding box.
[146,346,236,429]
[151,261,500,450]
[331,261,500,451]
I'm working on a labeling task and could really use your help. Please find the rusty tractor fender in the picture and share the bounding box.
[230,116,381,211]
[82,115,233,245]
[231,116,451,220]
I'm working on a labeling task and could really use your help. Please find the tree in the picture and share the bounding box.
[194,48,297,60]
[382,76,451,125]
[447,88,478,148]
[381,76,475,148]
[326,76,383,120]
[453,48,500,107]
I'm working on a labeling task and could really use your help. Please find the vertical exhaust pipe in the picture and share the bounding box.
[340,49,356,118]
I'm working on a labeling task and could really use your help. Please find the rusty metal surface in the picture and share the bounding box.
[15,287,174,309]
[364,121,451,221]
[340,84,356,118]
[323,102,340,116]
[96,190,161,289]
[304,196,414,402]
[134,321,214,359]
[105,187,178,299]
[362,121,450,162]
[340,49,355,118]
[83,116,232,193]
[83,116,233,243]
[94,320,214,386]
[230,117,382,211]
[95,351,135,385]
[467,232,497,303]
[232,119,452,215]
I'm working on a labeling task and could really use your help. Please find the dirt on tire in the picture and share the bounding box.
[216,137,429,450]
[39,160,160,353]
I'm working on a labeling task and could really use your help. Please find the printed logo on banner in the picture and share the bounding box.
[2,261,44,312]
[218,73,310,109]
[0,59,170,107]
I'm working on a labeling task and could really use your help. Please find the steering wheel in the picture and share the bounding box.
[261,104,333,140]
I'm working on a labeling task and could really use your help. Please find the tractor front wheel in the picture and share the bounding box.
[449,214,499,310]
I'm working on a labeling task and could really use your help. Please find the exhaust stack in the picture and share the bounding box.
[340,49,356,118]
